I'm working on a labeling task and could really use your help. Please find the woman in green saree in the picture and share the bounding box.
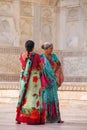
[41,42,64,123]
[16,40,45,125]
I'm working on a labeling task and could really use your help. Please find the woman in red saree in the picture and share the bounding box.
[16,40,45,125]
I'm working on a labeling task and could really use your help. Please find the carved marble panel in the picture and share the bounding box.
[0,53,20,74]
[41,20,53,43]
[63,56,87,77]
[0,1,13,16]
[39,0,49,5]
[49,0,58,6]
[67,7,80,21]
[20,18,33,44]
[40,6,55,43]
[41,6,54,19]
[60,0,79,7]
[21,1,34,17]
[0,17,19,46]
[66,21,79,49]
[0,46,21,81]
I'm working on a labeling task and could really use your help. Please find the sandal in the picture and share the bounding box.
[57,120,64,123]
[16,121,21,124]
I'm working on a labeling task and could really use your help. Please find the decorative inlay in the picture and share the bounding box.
[0,82,87,92]
[21,2,33,17]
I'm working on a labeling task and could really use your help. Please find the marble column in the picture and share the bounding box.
[79,0,85,49]
[33,3,41,49]
[58,6,66,50]
[13,0,20,46]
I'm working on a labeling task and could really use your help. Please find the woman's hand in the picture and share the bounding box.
[38,63,44,70]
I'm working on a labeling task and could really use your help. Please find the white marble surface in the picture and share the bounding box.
[0,82,87,103]
[0,100,87,130]
[63,57,87,76]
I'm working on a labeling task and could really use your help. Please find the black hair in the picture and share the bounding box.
[25,40,35,52]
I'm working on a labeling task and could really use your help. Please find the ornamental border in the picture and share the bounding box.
[0,82,87,91]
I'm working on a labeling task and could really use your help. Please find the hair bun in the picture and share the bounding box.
[41,42,52,50]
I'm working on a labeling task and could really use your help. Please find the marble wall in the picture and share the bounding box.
[0,0,87,49]
[58,51,87,82]
[57,0,87,82]
[0,0,58,48]
[0,0,19,46]
[0,0,87,83]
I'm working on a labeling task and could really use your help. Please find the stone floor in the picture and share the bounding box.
[0,100,87,130]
